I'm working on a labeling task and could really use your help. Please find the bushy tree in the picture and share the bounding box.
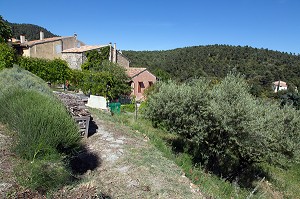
[79,61,131,99]
[48,58,71,84]
[79,48,131,99]
[0,15,12,43]
[18,57,71,84]
[144,74,300,180]
[145,79,210,138]
[0,43,16,69]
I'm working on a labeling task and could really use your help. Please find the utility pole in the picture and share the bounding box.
[135,101,138,121]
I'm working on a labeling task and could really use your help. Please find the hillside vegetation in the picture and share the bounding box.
[123,45,300,96]
[9,22,59,40]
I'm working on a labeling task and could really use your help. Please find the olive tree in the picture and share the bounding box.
[144,74,300,180]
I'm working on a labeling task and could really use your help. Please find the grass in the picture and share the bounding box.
[0,66,53,96]
[262,163,300,198]
[90,109,299,198]
[0,89,80,161]
[0,89,80,193]
[15,158,72,194]
[0,67,81,194]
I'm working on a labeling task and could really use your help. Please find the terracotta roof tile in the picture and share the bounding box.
[126,67,147,78]
[20,37,69,47]
[62,45,109,53]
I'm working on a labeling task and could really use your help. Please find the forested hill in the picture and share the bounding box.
[123,45,300,95]
[9,22,59,41]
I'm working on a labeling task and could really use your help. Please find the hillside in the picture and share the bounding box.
[123,45,300,95]
[9,22,59,40]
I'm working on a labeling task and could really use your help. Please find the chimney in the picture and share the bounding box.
[20,35,25,43]
[74,32,78,48]
[113,43,117,63]
[40,31,44,40]
[108,42,112,61]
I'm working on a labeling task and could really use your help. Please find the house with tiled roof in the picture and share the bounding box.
[272,80,288,92]
[13,31,156,100]
[61,43,130,70]
[13,32,85,60]
[126,67,156,100]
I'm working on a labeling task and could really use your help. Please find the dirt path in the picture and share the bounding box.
[0,124,15,197]
[0,110,204,198]
[79,111,204,198]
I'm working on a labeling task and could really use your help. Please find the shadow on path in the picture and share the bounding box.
[69,145,101,175]
[87,116,98,137]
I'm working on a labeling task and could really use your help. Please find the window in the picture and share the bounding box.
[149,81,153,87]
[138,82,144,93]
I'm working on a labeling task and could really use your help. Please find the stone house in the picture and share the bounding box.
[14,32,84,60]
[62,43,130,69]
[13,32,156,100]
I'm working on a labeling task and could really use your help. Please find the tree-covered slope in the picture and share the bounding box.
[123,45,300,95]
[9,22,59,41]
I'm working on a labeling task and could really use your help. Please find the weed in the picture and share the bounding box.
[15,158,71,194]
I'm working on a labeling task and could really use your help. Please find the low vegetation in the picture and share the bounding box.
[107,93,300,198]
[18,56,71,85]
[144,74,300,179]
[0,66,53,95]
[0,67,81,193]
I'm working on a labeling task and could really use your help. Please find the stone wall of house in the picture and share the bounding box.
[116,52,130,68]
[62,37,80,50]
[25,37,82,60]
[29,40,62,59]
[131,70,156,100]
[62,53,83,70]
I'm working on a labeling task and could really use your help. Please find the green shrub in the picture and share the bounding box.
[0,67,81,193]
[78,66,131,99]
[145,79,211,139]
[0,66,52,96]
[121,104,135,113]
[68,69,84,91]
[0,89,80,161]
[0,43,16,69]
[144,74,300,181]
[18,57,70,84]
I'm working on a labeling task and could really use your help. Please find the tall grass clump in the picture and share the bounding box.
[0,89,80,160]
[0,66,52,96]
[0,67,81,192]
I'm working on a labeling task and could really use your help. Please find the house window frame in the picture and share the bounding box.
[138,82,144,93]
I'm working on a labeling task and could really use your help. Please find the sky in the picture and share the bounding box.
[1,0,300,53]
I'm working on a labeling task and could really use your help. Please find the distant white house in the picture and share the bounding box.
[272,81,288,92]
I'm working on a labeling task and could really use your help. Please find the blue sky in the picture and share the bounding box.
[1,0,300,53]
